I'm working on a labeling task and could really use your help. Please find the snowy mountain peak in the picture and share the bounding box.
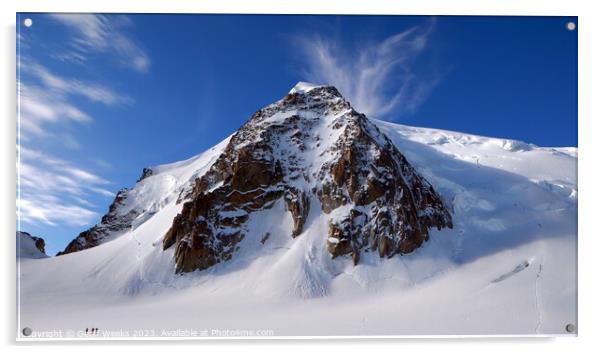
[162,84,452,273]
[56,84,453,273]
[22,84,576,332]
[288,81,327,94]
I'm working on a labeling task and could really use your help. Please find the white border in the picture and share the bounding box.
[1,0,584,15]
[2,0,601,352]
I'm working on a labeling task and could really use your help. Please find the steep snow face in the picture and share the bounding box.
[162,85,451,273]
[17,232,47,259]
[18,83,576,336]
[57,137,231,255]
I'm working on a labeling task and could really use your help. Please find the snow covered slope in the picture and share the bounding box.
[57,137,231,255]
[18,84,577,337]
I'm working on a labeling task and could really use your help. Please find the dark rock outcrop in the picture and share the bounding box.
[318,109,452,262]
[32,235,45,254]
[161,128,303,272]
[137,167,154,182]
[57,188,139,255]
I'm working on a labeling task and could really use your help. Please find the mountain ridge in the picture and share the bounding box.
[57,83,453,274]
[162,83,452,272]
[19,83,577,334]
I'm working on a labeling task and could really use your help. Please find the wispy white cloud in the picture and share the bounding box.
[17,147,113,227]
[17,62,128,229]
[19,83,89,139]
[48,14,150,73]
[18,61,130,140]
[18,199,97,227]
[17,14,148,235]
[297,19,438,119]
[24,62,129,105]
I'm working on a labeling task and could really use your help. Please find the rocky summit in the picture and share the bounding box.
[57,83,452,273]
[162,83,453,273]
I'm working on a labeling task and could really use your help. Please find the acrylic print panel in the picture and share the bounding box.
[16,13,577,339]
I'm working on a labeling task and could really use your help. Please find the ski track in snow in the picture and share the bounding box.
[534,257,544,334]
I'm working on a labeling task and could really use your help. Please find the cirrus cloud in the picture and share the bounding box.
[17,146,114,227]
[17,14,150,246]
[297,18,439,119]
[18,60,130,140]
[47,14,150,73]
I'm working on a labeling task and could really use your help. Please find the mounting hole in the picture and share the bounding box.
[566,21,576,31]
[565,323,576,333]
[23,18,33,28]
[22,327,32,336]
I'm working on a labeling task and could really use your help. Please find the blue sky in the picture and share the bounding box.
[17,14,577,255]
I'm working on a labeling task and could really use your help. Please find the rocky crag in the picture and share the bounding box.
[162,83,452,273]
[58,83,452,273]
[57,170,153,255]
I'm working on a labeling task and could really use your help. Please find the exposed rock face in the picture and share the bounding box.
[163,84,452,273]
[318,109,453,261]
[56,83,452,270]
[137,167,154,182]
[32,235,45,254]
[17,231,48,258]
[58,188,140,255]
